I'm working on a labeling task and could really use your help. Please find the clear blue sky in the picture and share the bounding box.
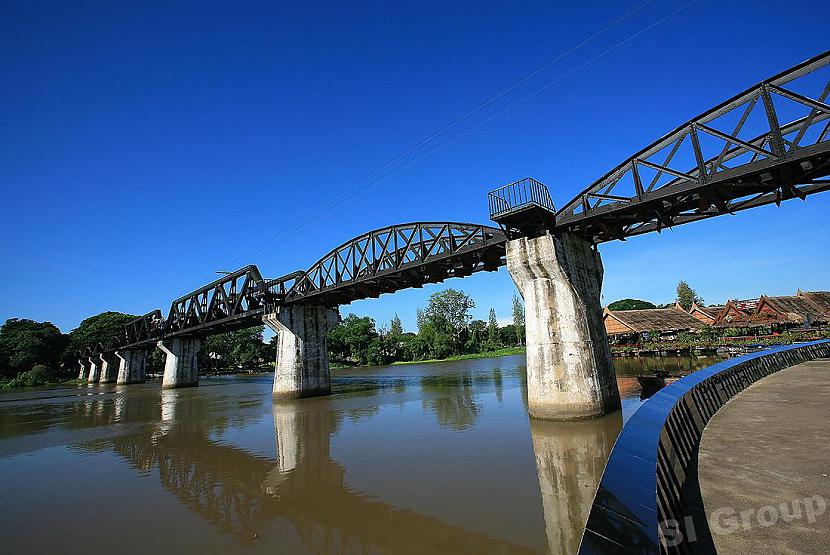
[1,0,828,334]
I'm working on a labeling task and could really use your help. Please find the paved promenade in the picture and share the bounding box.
[698,357,830,554]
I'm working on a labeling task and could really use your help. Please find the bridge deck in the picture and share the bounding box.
[698,357,830,553]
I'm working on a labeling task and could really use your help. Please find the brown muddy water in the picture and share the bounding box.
[0,354,722,554]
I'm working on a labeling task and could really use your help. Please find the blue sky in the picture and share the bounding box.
[1,0,828,334]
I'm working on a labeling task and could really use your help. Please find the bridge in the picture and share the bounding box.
[78,50,830,421]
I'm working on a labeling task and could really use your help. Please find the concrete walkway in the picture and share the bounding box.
[698,358,830,554]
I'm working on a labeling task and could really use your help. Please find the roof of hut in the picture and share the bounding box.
[798,290,830,318]
[604,307,703,333]
[690,302,724,319]
[754,294,830,324]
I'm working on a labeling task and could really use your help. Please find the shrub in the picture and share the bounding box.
[2,364,56,389]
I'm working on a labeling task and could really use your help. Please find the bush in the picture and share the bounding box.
[2,364,56,389]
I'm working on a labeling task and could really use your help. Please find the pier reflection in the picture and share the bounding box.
[108,391,539,553]
[530,411,622,555]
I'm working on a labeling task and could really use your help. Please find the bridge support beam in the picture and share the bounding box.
[99,352,119,384]
[507,232,620,420]
[264,306,339,399]
[158,338,201,389]
[116,349,147,385]
[87,356,101,383]
[77,358,89,381]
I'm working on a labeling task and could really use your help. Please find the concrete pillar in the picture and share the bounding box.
[158,338,201,389]
[507,232,620,420]
[78,358,89,381]
[263,306,339,399]
[99,352,119,384]
[87,356,101,383]
[116,349,147,385]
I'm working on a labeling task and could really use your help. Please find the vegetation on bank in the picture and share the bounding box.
[390,346,526,365]
[328,289,525,367]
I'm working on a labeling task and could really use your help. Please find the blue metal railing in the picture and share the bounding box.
[579,339,830,554]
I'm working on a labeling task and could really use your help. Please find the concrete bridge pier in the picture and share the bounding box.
[507,232,620,420]
[158,338,201,389]
[116,349,147,385]
[87,356,101,383]
[264,306,339,399]
[99,352,120,384]
[77,358,90,381]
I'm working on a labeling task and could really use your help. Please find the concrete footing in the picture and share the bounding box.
[116,349,147,385]
[264,306,339,399]
[507,232,620,420]
[87,356,101,383]
[158,338,201,389]
[99,352,120,384]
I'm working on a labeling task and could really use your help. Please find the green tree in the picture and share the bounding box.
[466,320,487,353]
[328,314,379,365]
[676,280,704,311]
[421,289,475,356]
[424,289,475,332]
[0,319,67,379]
[201,326,267,372]
[385,314,405,360]
[389,314,403,337]
[512,294,525,346]
[66,311,137,358]
[607,298,657,310]
[487,308,498,347]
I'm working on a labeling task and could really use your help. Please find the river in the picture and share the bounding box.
[0,353,722,554]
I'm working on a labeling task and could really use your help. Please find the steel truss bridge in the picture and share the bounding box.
[89,51,830,357]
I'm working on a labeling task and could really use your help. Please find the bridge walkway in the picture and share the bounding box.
[698,357,830,554]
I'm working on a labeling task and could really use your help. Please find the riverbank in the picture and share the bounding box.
[390,347,526,365]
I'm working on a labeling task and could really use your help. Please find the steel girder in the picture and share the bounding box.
[516,50,830,243]
[285,222,507,306]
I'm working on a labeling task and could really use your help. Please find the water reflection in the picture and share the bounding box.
[420,373,481,431]
[106,392,540,553]
[613,354,723,376]
[0,354,695,554]
[530,412,622,554]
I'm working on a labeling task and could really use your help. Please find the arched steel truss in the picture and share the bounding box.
[285,222,506,306]
[102,223,505,353]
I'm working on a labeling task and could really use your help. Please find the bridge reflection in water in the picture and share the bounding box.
[64,369,627,554]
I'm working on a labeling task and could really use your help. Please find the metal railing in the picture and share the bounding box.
[487,177,555,219]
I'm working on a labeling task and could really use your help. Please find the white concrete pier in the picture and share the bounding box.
[99,352,119,384]
[264,306,339,399]
[507,232,620,420]
[116,349,147,385]
[158,338,201,389]
[78,358,89,381]
[87,356,101,383]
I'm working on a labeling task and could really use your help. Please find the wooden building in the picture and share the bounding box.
[751,291,830,328]
[604,307,702,342]
[713,299,757,327]
[687,302,724,325]
[797,290,830,318]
